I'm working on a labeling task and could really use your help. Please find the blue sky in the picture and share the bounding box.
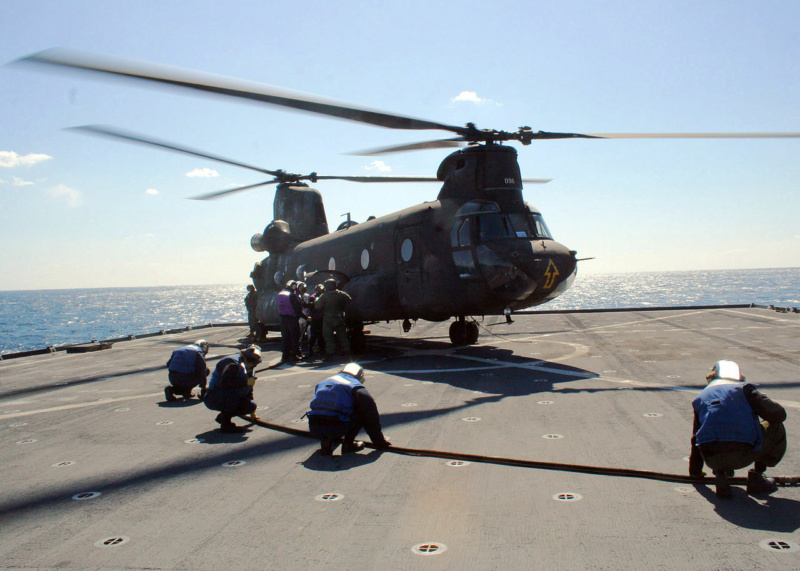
[2,0,799,290]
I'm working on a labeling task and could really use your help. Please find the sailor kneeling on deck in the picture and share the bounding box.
[689,360,787,498]
[204,345,262,433]
[307,363,391,455]
[165,340,210,401]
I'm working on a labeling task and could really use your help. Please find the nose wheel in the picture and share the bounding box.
[449,317,479,345]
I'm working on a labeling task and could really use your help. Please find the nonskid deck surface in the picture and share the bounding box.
[1,307,798,570]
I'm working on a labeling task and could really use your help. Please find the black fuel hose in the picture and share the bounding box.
[242,415,800,486]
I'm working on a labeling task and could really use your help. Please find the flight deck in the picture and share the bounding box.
[1,306,798,570]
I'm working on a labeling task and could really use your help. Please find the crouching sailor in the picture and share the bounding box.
[307,363,391,455]
[204,345,262,433]
[689,360,787,498]
[165,339,210,401]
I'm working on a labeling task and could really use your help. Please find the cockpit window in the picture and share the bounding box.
[476,213,512,242]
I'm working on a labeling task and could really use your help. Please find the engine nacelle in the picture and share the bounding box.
[251,219,292,254]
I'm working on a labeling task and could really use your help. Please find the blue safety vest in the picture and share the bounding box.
[307,373,363,422]
[168,344,203,374]
[692,380,763,452]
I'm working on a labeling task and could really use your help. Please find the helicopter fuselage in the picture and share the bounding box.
[250,145,577,338]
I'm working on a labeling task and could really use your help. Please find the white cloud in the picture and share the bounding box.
[186,168,219,178]
[145,188,159,195]
[47,184,82,207]
[13,177,34,186]
[0,151,53,168]
[452,91,486,104]
[364,160,392,172]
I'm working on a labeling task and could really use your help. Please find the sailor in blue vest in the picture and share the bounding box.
[165,340,210,401]
[689,360,787,498]
[203,345,262,433]
[278,281,303,363]
[307,363,391,455]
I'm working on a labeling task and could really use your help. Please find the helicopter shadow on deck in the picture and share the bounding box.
[361,334,599,401]
[694,484,800,532]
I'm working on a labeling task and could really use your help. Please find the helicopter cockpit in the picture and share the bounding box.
[450,199,569,303]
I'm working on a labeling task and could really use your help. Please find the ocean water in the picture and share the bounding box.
[1,268,798,356]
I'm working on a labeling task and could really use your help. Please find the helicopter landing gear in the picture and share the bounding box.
[347,323,367,354]
[402,318,412,333]
[449,317,479,346]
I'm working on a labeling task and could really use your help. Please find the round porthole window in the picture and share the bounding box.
[328,257,336,271]
[401,238,413,262]
[361,249,370,270]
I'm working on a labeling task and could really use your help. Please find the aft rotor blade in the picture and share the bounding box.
[68,125,282,176]
[20,49,466,135]
[190,180,278,201]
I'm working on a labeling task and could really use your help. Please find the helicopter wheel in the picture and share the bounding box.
[449,320,468,345]
[465,321,479,344]
[348,327,367,354]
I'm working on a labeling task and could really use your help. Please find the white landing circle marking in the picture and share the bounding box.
[95,536,130,548]
[222,460,246,468]
[315,493,343,502]
[542,434,564,440]
[156,421,174,426]
[9,422,28,427]
[759,539,799,553]
[446,460,470,467]
[553,492,582,502]
[73,491,101,501]
[537,400,554,405]
[401,403,418,407]
[297,384,311,388]
[52,461,76,468]
[17,439,37,444]
[603,370,617,373]
[412,543,447,556]
[184,438,205,444]
[674,486,695,494]
[257,406,269,410]
[643,413,663,418]
[667,375,681,379]
[113,408,130,412]
[462,417,481,422]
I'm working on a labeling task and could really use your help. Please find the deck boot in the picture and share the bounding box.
[714,470,732,499]
[341,440,365,454]
[746,469,778,495]
[164,386,177,402]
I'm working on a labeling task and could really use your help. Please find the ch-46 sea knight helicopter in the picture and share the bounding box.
[19,49,800,347]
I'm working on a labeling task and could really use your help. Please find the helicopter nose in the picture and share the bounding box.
[508,240,577,307]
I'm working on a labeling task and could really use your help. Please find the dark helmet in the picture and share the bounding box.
[194,339,209,355]
[241,345,262,364]
[324,278,337,291]
[247,284,255,292]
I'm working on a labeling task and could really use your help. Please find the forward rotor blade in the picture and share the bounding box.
[20,49,466,135]
[313,175,441,183]
[347,138,467,156]
[190,180,278,201]
[584,132,800,139]
[68,125,282,176]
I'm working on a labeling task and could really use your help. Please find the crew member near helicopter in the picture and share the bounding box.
[203,345,262,433]
[307,363,391,455]
[307,284,326,357]
[165,340,210,401]
[277,281,303,363]
[314,279,352,361]
[245,284,258,339]
[689,360,787,498]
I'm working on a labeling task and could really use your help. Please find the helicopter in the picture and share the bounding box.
[18,49,800,347]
